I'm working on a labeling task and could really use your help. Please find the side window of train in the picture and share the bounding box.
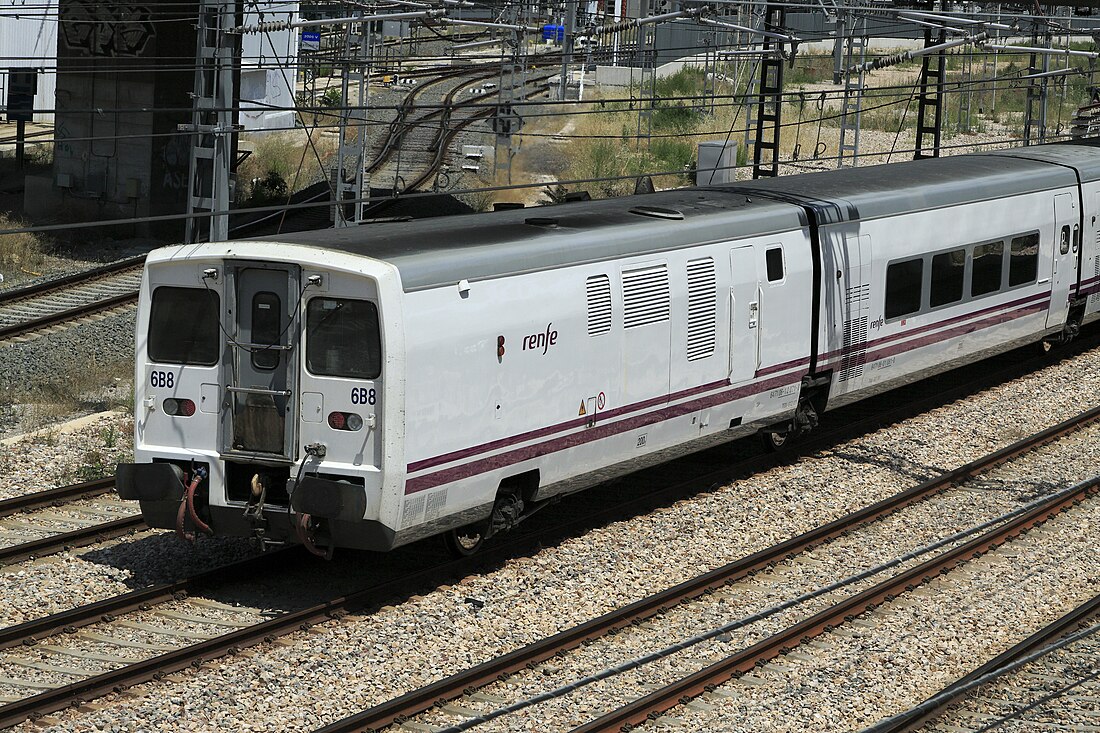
[686,258,717,361]
[765,247,784,282]
[585,275,612,337]
[1060,226,1071,255]
[148,286,220,366]
[1009,233,1040,287]
[884,258,923,320]
[930,249,965,308]
[971,240,1005,297]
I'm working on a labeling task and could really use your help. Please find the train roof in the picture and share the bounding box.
[254,187,809,292]
[980,140,1100,183]
[253,143,1086,292]
[730,146,1078,224]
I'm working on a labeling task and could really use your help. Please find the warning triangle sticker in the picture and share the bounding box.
[578,401,587,416]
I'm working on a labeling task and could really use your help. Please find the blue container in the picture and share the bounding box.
[542,24,565,42]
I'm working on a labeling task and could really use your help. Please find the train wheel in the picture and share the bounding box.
[761,428,790,452]
[444,525,486,557]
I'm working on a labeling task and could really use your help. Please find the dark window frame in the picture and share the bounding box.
[884,257,924,321]
[250,291,282,371]
[765,247,785,283]
[148,286,221,366]
[970,239,1006,298]
[1008,231,1040,288]
[305,297,383,380]
[929,248,966,309]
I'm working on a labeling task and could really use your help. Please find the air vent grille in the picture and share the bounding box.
[686,258,717,360]
[838,316,869,382]
[622,265,670,329]
[586,275,612,336]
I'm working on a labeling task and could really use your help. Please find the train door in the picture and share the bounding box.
[828,233,871,394]
[1049,193,1078,329]
[728,245,759,384]
[221,263,300,461]
[1091,191,1100,314]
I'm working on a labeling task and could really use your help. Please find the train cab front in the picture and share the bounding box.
[116,245,400,556]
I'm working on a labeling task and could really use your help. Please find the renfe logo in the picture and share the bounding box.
[523,323,558,354]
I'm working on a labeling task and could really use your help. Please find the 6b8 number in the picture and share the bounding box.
[150,370,175,388]
[351,387,376,405]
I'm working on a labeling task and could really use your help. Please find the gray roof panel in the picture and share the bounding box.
[730,148,1077,223]
[252,143,1082,291]
[254,188,809,291]
[980,140,1100,183]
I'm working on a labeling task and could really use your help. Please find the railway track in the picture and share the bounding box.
[0,256,144,343]
[406,76,554,192]
[1,333,1096,728]
[310,405,1100,733]
[366,67,502,181]
[869,593,1100,733]
[0,478,143,566]
[368,60,557,193]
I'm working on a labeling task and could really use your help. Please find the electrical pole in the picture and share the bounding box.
[184,0,237,244]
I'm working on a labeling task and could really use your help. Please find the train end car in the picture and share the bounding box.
[116,190,816,556]
[116,242,407,554]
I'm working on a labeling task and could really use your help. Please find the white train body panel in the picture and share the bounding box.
[817,187,1077,408]
[117,142,1100,553]
[398,230,814,540]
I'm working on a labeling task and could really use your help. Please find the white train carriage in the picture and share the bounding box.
[116,141,1100,555]
[116,191,817,554]
[742,147,1091,418]
[984,144,1100,328]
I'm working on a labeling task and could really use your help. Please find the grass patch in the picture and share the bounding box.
[1,355,133,435]
[0,214,52,273]
[236,131,338,205]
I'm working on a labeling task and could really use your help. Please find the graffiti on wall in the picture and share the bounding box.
[157,136,189,192]
[61,1,155,57]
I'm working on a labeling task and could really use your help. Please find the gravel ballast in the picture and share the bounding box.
[7,340,1100,732]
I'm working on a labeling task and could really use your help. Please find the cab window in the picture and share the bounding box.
[306,298,381,379]
[148,287,220,365]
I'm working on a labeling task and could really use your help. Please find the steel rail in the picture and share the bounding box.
[571,478,1100,733]
[0,550,293,653]
[0,291,139,342]
[408,79,554,192]
[0,477,116,519]
[366,69,503,175]
[1,336,1094,727]
[368,60,559,181]
[0,516,144,567]
[0,256,144,306]
[310,403,1100,733]
[869,592,1100,733]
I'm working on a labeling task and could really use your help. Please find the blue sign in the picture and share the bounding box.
[302,31,321,42]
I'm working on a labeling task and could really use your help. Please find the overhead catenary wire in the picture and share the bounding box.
[1,0,1094,238]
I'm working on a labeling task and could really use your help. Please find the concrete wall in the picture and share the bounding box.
[25,0,197,236]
